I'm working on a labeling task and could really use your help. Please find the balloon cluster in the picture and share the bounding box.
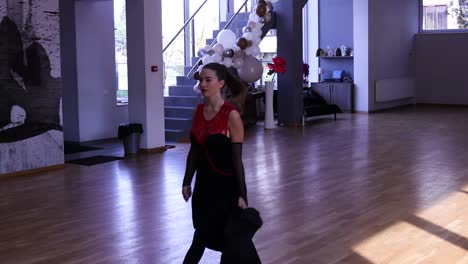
[193,0,274,94]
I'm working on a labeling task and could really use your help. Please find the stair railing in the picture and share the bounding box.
[162,0,209,53]
[185,0,250,79]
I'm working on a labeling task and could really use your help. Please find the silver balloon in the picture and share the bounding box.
[223,48,234,58]
[242,26,252,33]
[237,55,263,83]
[234,50,246,59]
[223,58,233,67]
[197,48,205,57]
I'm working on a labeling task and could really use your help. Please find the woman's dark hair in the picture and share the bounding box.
[201,63,247,112]
[201,63,243,95]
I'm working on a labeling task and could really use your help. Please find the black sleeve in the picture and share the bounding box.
[231,142,248,204]
[183,142,201,187]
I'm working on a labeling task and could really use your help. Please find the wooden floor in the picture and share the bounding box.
[1,105,468,264]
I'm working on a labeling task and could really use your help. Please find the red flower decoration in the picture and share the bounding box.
[267,56,287,76]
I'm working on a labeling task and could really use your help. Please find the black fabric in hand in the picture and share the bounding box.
[231,142,247,204]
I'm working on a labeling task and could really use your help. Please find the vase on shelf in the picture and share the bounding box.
[264,81,275,129]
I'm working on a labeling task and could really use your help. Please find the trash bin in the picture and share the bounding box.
[118,123,143,155]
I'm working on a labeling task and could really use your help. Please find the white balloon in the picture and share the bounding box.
[202,55,213,65]
[216,29,237,49]
[252,28,263,37]
[252,36,262,46]
[211,53,222,63]
[251,46,261,56]
[243,32,255,41]
[213,43,224,55]
[223,57,233,68]
[252,21,264,29]
[249,12,260,23]
[244,47,253,56]
[203,45,212,52]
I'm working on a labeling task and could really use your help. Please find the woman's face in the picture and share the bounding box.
[199,68,224,98]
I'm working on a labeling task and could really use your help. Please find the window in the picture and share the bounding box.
[421,0,468,31]
[423,5,447,29]
[114,0,128,105]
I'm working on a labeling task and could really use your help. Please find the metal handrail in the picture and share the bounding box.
[186,0,249,78]
[162,0,209,53]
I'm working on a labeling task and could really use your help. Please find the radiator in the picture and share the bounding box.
[375,77,414,103]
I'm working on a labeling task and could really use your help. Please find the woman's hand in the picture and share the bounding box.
[238,197,248,209]
[182,185,192,202]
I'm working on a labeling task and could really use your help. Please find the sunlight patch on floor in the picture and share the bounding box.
[352,184,468,263]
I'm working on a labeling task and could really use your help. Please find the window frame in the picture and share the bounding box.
[419,0,468,34]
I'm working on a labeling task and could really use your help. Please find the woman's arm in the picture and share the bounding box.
[228,110,248,208]
[182,142,200,201]
[183,143,200,186]
[182,108,200,202]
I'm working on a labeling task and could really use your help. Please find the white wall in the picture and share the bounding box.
[126,0,165,149]
[414,33,468,105]
[352,0,418,112]
[353,0,370,112]
[304,0,319,83]
[368,0,418,111]
[75,0,128,142]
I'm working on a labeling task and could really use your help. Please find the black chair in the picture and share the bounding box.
[303,88,341,121]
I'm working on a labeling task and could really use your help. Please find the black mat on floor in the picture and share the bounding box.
[66,155,123,166]
[64,142,102,154]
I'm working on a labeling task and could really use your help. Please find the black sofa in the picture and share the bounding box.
[303,88,341,120]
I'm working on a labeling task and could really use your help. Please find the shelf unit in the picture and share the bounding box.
[318,56,353,59]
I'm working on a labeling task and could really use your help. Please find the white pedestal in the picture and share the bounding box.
[264,81,275,129]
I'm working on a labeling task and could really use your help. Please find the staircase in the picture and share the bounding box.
[164,12,276,142]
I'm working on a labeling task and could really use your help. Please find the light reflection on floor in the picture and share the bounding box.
[352,184,468,263]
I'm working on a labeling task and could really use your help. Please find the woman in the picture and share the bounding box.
[182,63,248,263]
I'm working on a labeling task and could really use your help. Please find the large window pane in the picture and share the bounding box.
[437,6,448,29]
[422,0,468,30]
[234,0,254,12]
[190,0,220,53]
[114,0,128,104]
[162,0,185,95]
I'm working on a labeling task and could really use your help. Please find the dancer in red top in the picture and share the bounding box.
[182,63,248,263]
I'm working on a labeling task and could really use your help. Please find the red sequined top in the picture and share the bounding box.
[191,102,236,145]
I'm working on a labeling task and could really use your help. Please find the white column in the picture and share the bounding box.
[126,0,165,149]
[264,81,275,129]
[353,0,370,112]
